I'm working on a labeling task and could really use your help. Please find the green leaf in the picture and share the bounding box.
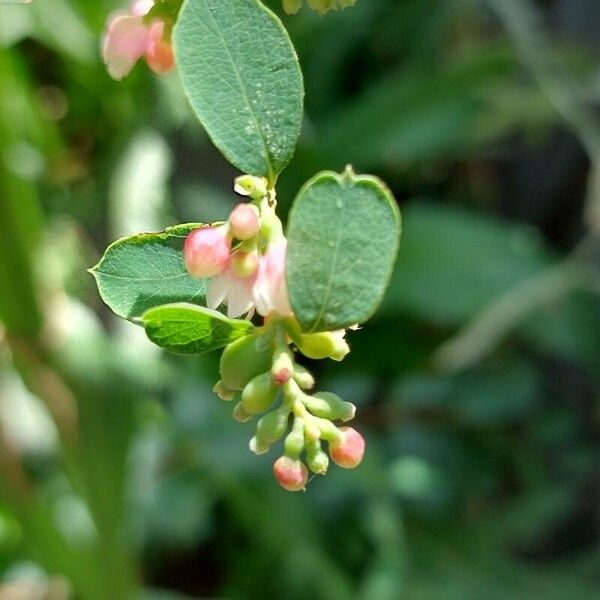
[142,303,255,354]
[173,0,304,181]
[286,168,401,332]
[316,48,518,168]
[380,203,550,324]
[90,223,207,320]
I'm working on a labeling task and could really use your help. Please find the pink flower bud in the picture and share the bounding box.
[145,22,175,75]
[273,456,308,492]
[271,347,294,385]
[229,203,260,240]
[329,427,365,469]
[184,226,231,278]
[273,368,291,385]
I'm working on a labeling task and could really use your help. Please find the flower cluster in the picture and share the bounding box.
[102,0,175,81]
[283,0,356,15]
[184,176,291,319]
[184,176,365,491]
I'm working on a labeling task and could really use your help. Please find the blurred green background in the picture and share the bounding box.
[0,0,599,598]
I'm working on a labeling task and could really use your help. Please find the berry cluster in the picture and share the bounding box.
[184,177,365,491]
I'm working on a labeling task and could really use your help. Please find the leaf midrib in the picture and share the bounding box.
[94,272,191,283]
[204,0,274,182]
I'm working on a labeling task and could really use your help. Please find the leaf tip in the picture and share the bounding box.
[342,164,356,181]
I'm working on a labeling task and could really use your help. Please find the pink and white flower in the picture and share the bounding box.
[102,0,174,81]
[183,202,292,320]
[253,239,292,318]
[206,263,258,319]
[203,238,292,320]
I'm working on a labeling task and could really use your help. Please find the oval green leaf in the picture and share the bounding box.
[142,303,255,354]
[173,0,304,181]
[90,223,207,320]
[286,168,401,332]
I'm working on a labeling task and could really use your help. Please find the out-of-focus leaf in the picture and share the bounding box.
[381,203,600,370]
[316,48,519,168]
[0,49,43,334]
[381,202,550,324]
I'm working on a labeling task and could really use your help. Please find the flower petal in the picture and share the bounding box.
[131,0,155,17]
[102,15,149,80]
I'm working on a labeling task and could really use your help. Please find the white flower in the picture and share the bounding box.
[207,264,258,318]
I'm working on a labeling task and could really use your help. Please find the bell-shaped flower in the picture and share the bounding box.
[207,263,258,318]
[253,240,292,318]
[102,0,174,81]
[102,14,150,80]
[145,21,175,75]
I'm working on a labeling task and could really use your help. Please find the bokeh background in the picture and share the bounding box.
[0,0,599,598]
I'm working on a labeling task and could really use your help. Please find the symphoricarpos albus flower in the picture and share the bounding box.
[253,240,292,318]
[102,0,174,81]
[145,21,175,75]
[206,262,258,318]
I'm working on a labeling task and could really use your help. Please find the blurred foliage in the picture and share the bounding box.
[0,0,598,598]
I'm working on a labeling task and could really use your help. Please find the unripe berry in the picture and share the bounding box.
[273,456,308,492]
[241,372,278,414]
[271,347,294,385]
[302,391,356,422]
[229,204,261,240]
[233,401,253,423]
[250,405,290,454]
[297,330,350,362]
[184,226,231,278]
[306,439,329,475]
[284,417,305,458]
[329,427,365,469]
[293,364,315,390]
[220,334,272,391]
[213,380,235,401]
